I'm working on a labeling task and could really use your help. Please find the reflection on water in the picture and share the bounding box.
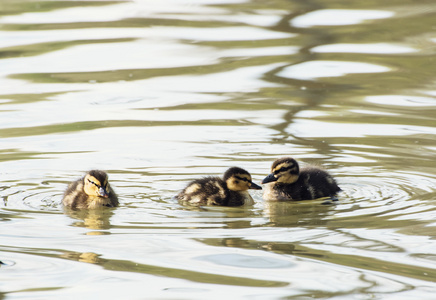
[64,207,115,231]
[1,0,436,299]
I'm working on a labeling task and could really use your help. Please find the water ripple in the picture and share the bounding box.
[2,0,436,299]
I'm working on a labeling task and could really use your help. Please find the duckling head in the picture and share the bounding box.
[83,170,111,198]
[262,157,299,184]
[223,167,262,191]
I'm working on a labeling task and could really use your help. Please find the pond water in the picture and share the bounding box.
[1,0,436,299]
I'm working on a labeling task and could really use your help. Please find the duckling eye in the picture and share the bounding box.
[275,166,292,174]
[87,179,100,188]
[235,176,249,183]
[273,168,283,175]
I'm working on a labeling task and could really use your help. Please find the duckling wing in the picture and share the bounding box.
[62,180,85,208]
[299,168,341,199]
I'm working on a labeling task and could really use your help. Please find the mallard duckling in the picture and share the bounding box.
[262,157,340,201]
[177,167,262,206]
[62,170,119,209]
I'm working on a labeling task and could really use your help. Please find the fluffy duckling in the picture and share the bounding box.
[177,167,262,206]
[62,170,119,209]
[262,157,340,201]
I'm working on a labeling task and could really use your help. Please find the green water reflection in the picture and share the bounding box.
[1,0,436,299]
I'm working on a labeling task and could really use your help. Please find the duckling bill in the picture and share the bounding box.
[262,157,340,201]
[177,167,261,206]
[62,170,119,209]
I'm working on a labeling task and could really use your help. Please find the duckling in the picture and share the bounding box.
[177,167,262,206]
[262,157,340,201]
[62,170,119,209]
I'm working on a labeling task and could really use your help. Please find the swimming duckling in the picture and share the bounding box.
[262,157,340,201]
[62,170,119,209]
[177,167,262,206]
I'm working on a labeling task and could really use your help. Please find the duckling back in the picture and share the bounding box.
[63,180,86,208]
[177,177,231,206]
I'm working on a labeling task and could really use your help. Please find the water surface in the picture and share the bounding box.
[1,0,436,299]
